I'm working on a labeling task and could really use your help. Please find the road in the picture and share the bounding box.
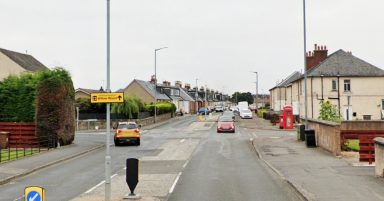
[167,120,303,201]
[0,117,196,201]
[0,114,303,201]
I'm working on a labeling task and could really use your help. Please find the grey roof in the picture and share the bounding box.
[180,89,195,101]
[135,80,171,100]
[0,48,47,72]
[169,95,183,101]
[76,88,103,95]
[270,71,302,90]
[308,49,384,77]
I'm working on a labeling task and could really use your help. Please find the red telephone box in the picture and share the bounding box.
[281,105,294,129]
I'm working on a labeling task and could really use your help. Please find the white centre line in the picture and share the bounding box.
[180,139,185,143]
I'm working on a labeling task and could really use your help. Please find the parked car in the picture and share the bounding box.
[240,109,253,119]
[198,107,211,115]
[217,116,235,133]
[222,111,235,121]
[114,122,141,146]
[215,105,224,112]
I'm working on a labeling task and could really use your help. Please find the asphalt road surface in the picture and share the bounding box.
[167,120,304,201]
[0,116,196,201]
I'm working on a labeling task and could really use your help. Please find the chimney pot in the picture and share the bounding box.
[314,44,318,50]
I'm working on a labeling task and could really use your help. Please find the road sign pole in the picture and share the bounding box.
[105,0,111,200]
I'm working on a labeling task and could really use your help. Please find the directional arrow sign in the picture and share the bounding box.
[90,93,124,103]
[25,186,44,201]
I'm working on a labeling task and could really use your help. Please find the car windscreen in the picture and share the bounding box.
[241,110,250,113]
[117,124,137,129]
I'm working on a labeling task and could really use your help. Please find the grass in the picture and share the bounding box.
[0,149,39,162]
[345,140,360,152]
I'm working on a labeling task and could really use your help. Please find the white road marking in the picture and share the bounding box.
[249,138,254,141]
[180,139,185,143]
[169,172,182,194]
[13,196,24,201]
[85,174,118,194]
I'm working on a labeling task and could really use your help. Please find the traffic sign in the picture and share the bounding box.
[90,93,124,103]
[25,186,44,201]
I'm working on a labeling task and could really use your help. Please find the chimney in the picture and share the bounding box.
[185,83,191,90]
[162,81,171,86]
[306,44,328,70]
[150,75,157,84]
[200,86,205,92]
[175,81,182,88]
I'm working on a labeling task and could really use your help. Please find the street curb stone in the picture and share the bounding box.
[251,139,312,201]
[0,144,104,186]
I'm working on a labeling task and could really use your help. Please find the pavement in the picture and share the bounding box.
[0,114,191,187]
[247,116,384,201]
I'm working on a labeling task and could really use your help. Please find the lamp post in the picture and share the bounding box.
[252,72,258,109]
[195,79,198,114]
[105,1,111,200]
[303,0,308,129]
[154,47,168,123]
[205,85,207,120]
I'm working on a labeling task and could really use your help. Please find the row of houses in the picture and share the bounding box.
[270,44,384,120]
[76,75,230,114]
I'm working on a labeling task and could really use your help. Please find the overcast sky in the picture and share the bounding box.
[1,0,384,95]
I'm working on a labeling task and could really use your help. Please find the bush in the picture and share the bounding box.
[35,68,75,147]
[111,96,144,119]
[145,102,176,116]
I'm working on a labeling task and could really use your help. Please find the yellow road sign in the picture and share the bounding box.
[91,93,124,103]
[25,186,44,201]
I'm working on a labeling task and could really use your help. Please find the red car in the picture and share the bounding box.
[217,116,235,133]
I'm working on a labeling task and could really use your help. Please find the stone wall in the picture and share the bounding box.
[307,118,341,156]
[374,137,384,177]
[77,113,173,131]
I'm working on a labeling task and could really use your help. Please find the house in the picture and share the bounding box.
[270,71,302,113]
[123,78,171,104]
[75,87,104,100]
[270,44,384,120]
[0,48,48,80]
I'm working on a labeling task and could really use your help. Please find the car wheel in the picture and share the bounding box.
[114,139,119,146]
[136,139,140,146]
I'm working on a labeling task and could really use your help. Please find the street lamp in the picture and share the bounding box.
[252,72,258,109]
[205,85,208,120]
[303,0,308,129]
[105,1,111,200]
[154,47,168,123]
[195,79,198,114]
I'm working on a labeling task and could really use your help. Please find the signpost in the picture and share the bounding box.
[125,158,140,199]
[25,186,44,201]
[90,93,124,103]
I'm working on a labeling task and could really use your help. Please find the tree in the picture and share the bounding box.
[318,100,340,122]
[230,92,254,104]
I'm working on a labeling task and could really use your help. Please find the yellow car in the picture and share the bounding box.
[114,122,141,146]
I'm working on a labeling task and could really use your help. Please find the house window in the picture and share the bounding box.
[344,80,351,92]
[170,89,180,96]
[332,80,337,91]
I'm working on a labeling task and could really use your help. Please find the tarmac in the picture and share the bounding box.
[248,116,384,201]
[3,114,384,201]
[0,114,191,187]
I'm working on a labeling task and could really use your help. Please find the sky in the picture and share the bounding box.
[1,0,384,95]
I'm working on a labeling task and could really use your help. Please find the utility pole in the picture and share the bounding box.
[195,79,198,114]
[303,0,308,129]
[105,1,111,200]
[253,72,258,109]
[154,47,168,123]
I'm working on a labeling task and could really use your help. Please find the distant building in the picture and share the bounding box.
[0,48,48,80]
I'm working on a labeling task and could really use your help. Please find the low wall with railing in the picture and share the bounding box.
[77,113,173,131]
